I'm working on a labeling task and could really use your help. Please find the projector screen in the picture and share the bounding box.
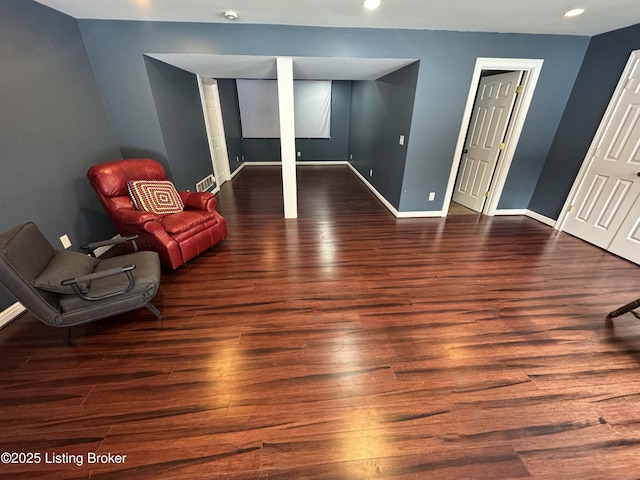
[237,79,331,138]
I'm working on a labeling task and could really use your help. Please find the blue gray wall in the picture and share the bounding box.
[349,63,419,207]
[397,31,589,212]
[530,23,640,219]
[218,80,244,175]
[144,57,212,190]
[0,0,122,309]
[76,22,589,213]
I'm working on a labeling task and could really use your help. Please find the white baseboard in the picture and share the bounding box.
[396,210,445,218]
[0,302,25,329]
[242,161,282,167]
[525,209,556,227]
[494,209,556,227]
[298,161,350,166]
[230,164,246,178]
[345,164,403,217]
[495,208,528,216]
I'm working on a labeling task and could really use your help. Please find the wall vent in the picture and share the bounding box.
[196,174,215,192]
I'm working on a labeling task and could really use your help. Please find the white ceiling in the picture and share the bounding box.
[35,0,640,36]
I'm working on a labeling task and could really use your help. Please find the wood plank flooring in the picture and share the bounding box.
[1,165,640,479]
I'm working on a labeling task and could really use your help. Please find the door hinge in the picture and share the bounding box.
[485,191,491,198]
[568,204,574,213]
[625,78,634,90]
[516,85,524,94]
[499,142,506,150]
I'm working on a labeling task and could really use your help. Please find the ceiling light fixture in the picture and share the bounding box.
[363,0,381,10]
[223,10,239,20]
[564,8,585,17]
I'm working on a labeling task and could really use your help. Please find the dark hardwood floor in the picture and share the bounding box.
[1,165,640,479]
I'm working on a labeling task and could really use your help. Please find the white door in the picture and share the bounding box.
[609,197,640,263]
[200,79,231,188]
[562,51,640,264]
[452,71,522,212]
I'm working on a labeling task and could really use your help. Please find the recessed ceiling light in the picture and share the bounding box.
[363,0,381,10]
[223,10,239,20]
[564,8,585,17]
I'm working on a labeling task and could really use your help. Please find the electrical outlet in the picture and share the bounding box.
[236,155,240,162]
[60,234,71,249]
[428,192,436,201]
[369,169,373,177]
[399,135,405,145]
[350,154,353,160]
[297,151,301,158]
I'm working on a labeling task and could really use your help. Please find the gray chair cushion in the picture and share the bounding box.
[59,251,160,314]
[33,250,98,294]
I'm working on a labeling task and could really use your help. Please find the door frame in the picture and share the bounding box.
[443,57,544,216]
[556,49,640,232]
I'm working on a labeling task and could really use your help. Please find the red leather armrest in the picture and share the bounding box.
[114,209,163,225]
[179,191,217,212]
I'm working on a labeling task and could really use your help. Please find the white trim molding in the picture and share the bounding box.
[396,210,445,218]
[525,210,557,227]
[495,208,527,216]
[346,163,401,216]
[496,208,556,227]
[0,302,25,329]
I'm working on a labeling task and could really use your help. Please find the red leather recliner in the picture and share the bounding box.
[87,159,227,269]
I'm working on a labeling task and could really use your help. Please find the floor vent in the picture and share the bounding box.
[196,174,215,192]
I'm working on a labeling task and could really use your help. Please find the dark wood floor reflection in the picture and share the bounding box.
[1,165,640,479]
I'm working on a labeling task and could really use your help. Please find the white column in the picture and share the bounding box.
[276,57,298,219]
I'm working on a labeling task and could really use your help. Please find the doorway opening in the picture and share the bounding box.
[443,58,544,217]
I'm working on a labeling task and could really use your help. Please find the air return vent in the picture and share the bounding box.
[196,174,215,192]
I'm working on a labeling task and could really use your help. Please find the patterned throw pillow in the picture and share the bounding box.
[127,180,184,215]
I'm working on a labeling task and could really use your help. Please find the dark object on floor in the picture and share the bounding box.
[607,298,640,319]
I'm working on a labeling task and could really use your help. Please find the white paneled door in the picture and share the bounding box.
[562,51,640,264]
[200,78,231,188]
[452,71,522,212]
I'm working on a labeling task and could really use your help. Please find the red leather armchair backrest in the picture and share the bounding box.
[87,159,169,214]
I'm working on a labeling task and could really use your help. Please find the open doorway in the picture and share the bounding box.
[443,58,544,217]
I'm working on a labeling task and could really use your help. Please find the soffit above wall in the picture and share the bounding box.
[145,54,418,81]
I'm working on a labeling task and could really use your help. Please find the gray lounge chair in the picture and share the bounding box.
[0,222,161,344]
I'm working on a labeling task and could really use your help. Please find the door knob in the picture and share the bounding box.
[637,172,640,177]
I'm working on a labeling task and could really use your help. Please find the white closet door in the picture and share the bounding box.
[562,51,640,264]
